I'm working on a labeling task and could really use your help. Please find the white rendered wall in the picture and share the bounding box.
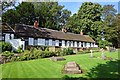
[87,42,90,48]
[28,38,34,45]
[83,42,85,48]
[9,39,25,50]
[79,42,81,47]
[62,40,65,47]
[38,38,45,46]
[67,41,69,47]
[91,43,93,47]
[71,41,73,47]
[55,40,59,46]
[4,33,25,50]
[5,33,10,42]
[49,39,52,46]
[11,34,14,39]
[74,41,77,47]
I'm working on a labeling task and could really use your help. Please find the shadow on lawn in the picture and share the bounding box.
[85,60,120,79]
[61,60,120,80]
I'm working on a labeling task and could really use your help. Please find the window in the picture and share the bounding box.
[73,41,75,47]
[52,39,55,46]
[9,34,12,40]
[84,42,86,47]
[0,35,5,41]
[59,40,62,46]
[81,42,83,47]
[25,38,28,49]
[70,41,73,47]
[45,39,49,46]
[65,41,67,46]
[77,41,79,47]
[34,38,37,45]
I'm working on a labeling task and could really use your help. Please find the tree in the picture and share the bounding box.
[66,2,103,44]
[105,14,120,48]
[2,9,20,24]
[2,2,35,25]
[102,5,117,26]
[16,2,35,25]
[33,2,71,30]
[78,2,103,34]
[102,5,118,47]
[2,1,16,12]
[66,13,81,33]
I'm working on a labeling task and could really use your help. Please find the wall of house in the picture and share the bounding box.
[62,40,65,47]
[28,38,34,45]
[4,33,25,50]
[49,39,52,46]
[3,33,98,51]
[55,40,59,46]
[38,38,45,46]
[9,39,25,50]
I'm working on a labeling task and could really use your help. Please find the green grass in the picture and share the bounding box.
[0,50,119,78]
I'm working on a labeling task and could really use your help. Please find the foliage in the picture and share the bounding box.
[60,48,74,56]
[102,5,118,48]
[1,51,118,78]
[1,51,14,58]
[0,41,12,52]
[102,5,117,26]
[16,48,56,61]
[33,2,71,30]
[2,9,20,24]
[2,1,16,12]
[98,40,112,48]
[16,2,35,25]
[2,2,71,30]
[66,2,103,43]
[13,45,23,53]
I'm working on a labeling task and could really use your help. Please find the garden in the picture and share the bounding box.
[0,42,119,79]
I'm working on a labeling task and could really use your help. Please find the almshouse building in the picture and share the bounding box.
[1,23,98,52]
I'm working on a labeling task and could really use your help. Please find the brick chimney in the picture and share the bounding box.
[62,27,67,33]
[80,30,83,35]
[34,20,39,28]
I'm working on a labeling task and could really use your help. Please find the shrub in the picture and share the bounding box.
[60,48,74,56]
[2,51,14,62]
[98,40,112,48]
[0,41,12,52]
[42,51,56,58]
[14,46,23,53]
[2,51,14,57]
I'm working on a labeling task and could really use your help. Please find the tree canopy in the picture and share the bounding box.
[2,2,119,48]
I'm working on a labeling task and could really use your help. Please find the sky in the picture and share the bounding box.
[17,0,119,15]
[58,2,119,15]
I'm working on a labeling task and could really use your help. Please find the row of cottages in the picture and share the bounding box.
[1,23,98,52]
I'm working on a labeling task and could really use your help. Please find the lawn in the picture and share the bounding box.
[0,50,119,79]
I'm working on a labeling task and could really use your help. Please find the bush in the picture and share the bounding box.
[98,40,112,48]
[42,51,56,58]
[18,48,56,61]
[2,51,14,62]
[0,41,12,52]
[2,51,14,57]
[60,48,74,56]
[13,46,23,53]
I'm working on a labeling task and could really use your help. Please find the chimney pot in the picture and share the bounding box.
[80,30,83,35]
[34,20,39,28]
[62,27,67,33]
